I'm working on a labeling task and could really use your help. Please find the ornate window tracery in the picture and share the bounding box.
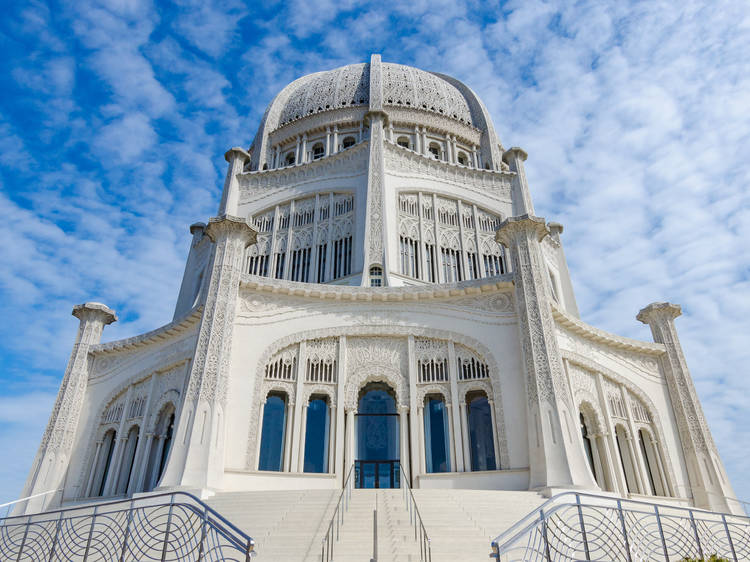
[248,193,354,284]
[397,192,507,282]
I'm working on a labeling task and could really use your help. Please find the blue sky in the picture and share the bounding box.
[1,0,749,507]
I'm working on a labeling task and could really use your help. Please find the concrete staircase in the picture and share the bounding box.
[413,489,546,562]
[205,488,545,561]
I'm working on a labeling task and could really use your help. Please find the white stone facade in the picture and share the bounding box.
[19,55,741,516]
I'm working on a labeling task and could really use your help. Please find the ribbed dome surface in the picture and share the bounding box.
[276,62,474,128]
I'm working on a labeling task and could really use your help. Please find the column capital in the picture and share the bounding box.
[502,146,528,164]
[204,215,258,245]
[495,214,549,247]
[398,405,409,414]
[72,302,117,326]
[224,147,250,164]
[637,302,682,325]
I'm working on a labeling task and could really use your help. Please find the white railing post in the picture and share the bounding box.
[617,499,633,562]
[721,514,738,561]
[653,505,669,560]
[575,494,590,560]
[689,510,704,560]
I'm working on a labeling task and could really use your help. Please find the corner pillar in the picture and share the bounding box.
[19,302,117,513]
[502,148,534,216]
[218,148,250,216]
[496,215,597,492]
[637,302,741,513]
[159,215,257,492]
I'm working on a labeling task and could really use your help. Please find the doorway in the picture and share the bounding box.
[355,383,400,488]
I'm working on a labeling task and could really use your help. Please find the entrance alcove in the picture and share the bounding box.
[355,382,400,488]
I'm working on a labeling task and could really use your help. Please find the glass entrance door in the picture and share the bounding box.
[355,383,400,488]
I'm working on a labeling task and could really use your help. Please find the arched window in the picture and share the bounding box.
[115,425,140,495]
[369,265,383,287]
[342,136,355,149]
[259,392,288,471]
[466,391,496,471]
[312,143,325,160]
[285,152,295,166]
[579,413,597,482]
[457,152,468,166]
[615,425,638,493]
[639,429,665,496]
[357,384,399,462]
[144,405,175,492]
[397,136,410,148]
[304,396,330,473]
[428,142,441,159]
[424,395,451,473]
[91,429,117,497]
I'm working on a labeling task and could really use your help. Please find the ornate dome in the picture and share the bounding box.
[248,55,504,172]
[276,62,474,127]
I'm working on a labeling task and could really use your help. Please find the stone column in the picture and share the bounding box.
[447,343,465,472]
[128,372,158,494]
[399,406,410,478]
[19,302,117,513]
[297,404,309,472]
[332,125,339,154]
[345,408,356,474]
[283,403,294,472]
[291,341,307,471]
[407,336,420,483]
[637,302,740,513]
[158,215,257,492]
[133,432,154,493]
[496,215,597,491]
[328,405,336,474]
[417,406,427,476]
[335,337,347,484]
[460,403,471,471]
[502,148,535,217]
[218,148,250,216]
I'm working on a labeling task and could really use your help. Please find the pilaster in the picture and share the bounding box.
[496,215,597,491]
[159,215,257,492]
[637,302,741,513]
[20,302,117,513]
[362,53,388,286]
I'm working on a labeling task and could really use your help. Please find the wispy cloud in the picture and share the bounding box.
[0,0,748,507]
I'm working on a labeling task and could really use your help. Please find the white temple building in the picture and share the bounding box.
[16,54,743,559]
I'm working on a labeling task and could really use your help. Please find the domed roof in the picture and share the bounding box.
[249,55,504,172]
[276,62,474,128]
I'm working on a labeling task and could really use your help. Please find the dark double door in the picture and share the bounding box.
[354,460,400,488]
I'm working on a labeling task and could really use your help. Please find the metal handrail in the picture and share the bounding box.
[321,463,356,562]
[490,491,750,561]
[0,489,62,518]
[0,490,256,561]
[398,463,432,562]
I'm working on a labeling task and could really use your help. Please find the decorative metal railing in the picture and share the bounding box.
[0,491,255,561]
[321,463,356,562]
[490,491,750,561]
[0,489,62,518]
[398,462,432,562]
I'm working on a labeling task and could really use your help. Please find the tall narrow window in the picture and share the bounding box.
[157,413,174,485]
[400,236,419,278]
[466,392,496,471]
[93,429,117,497]
[580,413,597,482]
[115,425,140,495]
[484,254,505,277]
[342,136,355,149]
[333,236,352,279]
[259,393,288,471]
[312,143,324,160]
[316,243,327,282]
[466,252,479,280]
[290,247,311,282]
[304,397,330,473]
[274,252,286,279]
[425,244,436,282]
[615,425,637,493]
[638,429,664,495]
[424,396,451,473]
[441,248,462,283]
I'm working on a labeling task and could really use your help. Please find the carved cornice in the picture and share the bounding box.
[239,273,513,302]
[89,307,202,355]
[495,214,549,247]
[637,301,682,324]
[384,142,513,202]
[205,215,258,244]
[72,302,118,325]
[551,302,665,356]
